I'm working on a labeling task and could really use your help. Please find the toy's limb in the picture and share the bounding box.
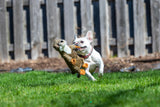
[53,45,59,51]
[71,66,80,74]
[71,58,76,65]
[82,63,88,68]
[63,54,72,60]
[80,69,85,75]
[53,40,60,51]
[77,73,81,78]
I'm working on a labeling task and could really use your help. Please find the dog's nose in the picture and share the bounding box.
[74,42,79,46]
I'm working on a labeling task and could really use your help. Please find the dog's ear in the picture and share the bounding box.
[72,34,77,44]
[85,31,93,42]
[74,34,77,40]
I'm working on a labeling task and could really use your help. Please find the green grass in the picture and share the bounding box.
[0,70,160,107]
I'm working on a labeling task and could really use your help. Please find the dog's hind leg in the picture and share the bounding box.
[98,59,104,77]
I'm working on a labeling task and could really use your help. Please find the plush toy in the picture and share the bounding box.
[53,39,88,77]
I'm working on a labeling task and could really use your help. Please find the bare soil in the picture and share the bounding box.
[0,53,160,73]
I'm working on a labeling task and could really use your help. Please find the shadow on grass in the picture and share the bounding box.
[96,81,160,106]
[28,82,56,87]
[106,70,160,80]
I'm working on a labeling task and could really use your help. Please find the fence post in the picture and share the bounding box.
[29,0,43,60]
[115,0,129,57]
[133,0,146,57]
[0,0,9,62]
[99,0,110,58]
[46,0,59,57]
[13,0,26,61]
[80,0,92,35]
[150,0,160,53]
[64,0,74,44]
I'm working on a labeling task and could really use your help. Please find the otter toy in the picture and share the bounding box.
[53,39,88,77]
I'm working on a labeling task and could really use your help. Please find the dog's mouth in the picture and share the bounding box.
[80,46,87,49]
[76,46,87,51]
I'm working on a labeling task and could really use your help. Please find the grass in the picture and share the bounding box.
[0,70,160,107]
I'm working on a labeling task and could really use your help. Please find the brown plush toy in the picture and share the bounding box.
[53,39,88,77]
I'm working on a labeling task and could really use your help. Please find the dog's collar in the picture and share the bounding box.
[78,47,93,59]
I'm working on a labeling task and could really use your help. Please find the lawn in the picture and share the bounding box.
[0,70,160,107]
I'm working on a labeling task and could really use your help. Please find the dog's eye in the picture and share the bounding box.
[60,40,63,43]
[80,41,84,43]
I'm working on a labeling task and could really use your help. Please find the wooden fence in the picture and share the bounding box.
[0,0,160,62]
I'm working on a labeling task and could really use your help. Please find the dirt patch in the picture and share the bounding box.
[0,53,160,73]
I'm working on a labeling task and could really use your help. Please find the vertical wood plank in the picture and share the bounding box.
[64,0,74,44]
[46,0,59,57]
[23,10,27,44]
[57,7,61,39]
[99,0,110,58]
[0,0,9,62]
[13,0,26,61]
[133,0,146,57]
[39,9,44,43]
[29,0,42,59]
[74,4,77,34]
[150,0,160,52]
[115,0,129,57]
[91,4,94,32]
[80,0,92,35]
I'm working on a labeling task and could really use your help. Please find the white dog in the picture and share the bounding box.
[73,31,104,81]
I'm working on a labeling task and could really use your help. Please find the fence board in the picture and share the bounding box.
[151,0,160,52]
[46,0,59,57]
[23,10,27,44]
[74,4,78,34]
[64,0,74,44]
[6,0,81,7]
[133,0,146,57]
[0,0,160,62]
[29,0,42,59]
[13,0,26,61]
[0,0,9,62]
[99,0,110,58]
[57,7,61,39]
[115,0,128,57]
[80,0,92,35]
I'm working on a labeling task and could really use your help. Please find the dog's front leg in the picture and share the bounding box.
[85,70,96,81]
[85,67,96,81]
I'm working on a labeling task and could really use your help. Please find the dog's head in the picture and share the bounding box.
[73,31,93,55]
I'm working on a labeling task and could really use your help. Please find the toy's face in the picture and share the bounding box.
[58,39,67,47]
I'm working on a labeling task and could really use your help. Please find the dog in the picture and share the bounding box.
[73,31,104,81]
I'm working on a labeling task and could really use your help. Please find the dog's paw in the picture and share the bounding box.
[92,79,97,81]
[98,73,103,78]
